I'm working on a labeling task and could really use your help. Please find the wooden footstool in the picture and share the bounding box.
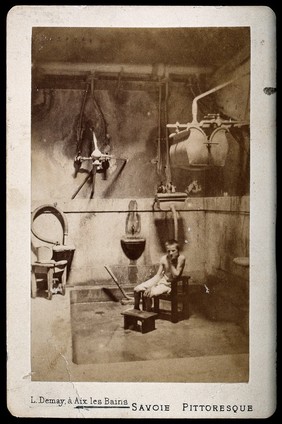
[121,309,158,334]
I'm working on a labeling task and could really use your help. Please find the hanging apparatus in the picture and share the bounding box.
[167,73,250,170]
[71,130,112,199]
[72,77,116,199]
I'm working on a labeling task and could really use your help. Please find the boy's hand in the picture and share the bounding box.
[167,254,176,265]
[166,254,172,262]
[144,288,151,297]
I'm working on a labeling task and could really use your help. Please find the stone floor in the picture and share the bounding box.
[31,286,249,382]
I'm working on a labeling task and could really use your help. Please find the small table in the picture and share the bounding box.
[121,309,158,334]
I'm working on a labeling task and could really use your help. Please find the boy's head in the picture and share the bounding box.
[165,239,179,260]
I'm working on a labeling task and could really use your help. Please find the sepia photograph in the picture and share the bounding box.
[30,25,250,382]
[7,6,276,419]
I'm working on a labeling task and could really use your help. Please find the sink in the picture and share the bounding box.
[52,244,75,266]
[121,237,146,261]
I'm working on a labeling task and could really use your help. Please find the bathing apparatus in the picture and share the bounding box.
[167,74,250,170]
[31,203,75,276]
[72,78,128,199]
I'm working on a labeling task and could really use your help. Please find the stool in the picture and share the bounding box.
[121,309,158,334]
[152,275,190,323]
[31,260,67,300]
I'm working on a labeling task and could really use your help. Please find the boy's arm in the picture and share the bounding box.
[168,255,186,280]
[156,261,165,277]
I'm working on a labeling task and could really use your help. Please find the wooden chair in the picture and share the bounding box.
[152,275,190,323]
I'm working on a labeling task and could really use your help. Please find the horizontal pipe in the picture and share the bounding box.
[32,209,249,215]
[34,61,213,78]
[34,77,209,91]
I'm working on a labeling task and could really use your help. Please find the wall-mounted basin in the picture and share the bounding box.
[121,237,146,261]
[53,244,75,260]
[53,244,76,277]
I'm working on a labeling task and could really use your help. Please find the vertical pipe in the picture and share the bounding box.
[157,79,162,174]
[90,167,97,199]
[170,204,178,241]
[191,73,249,123]
[192,78,236,123]
[164,79,171,184]
[77,83,89,153]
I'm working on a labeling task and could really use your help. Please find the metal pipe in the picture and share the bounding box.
[76,83,89,152]
[157,79,162,174]
[35,62,213,78]
[170,204,178,241]
[192,78,236,123]
[191,72,250,123]
[59,209,249,215]
[164,79,171,184]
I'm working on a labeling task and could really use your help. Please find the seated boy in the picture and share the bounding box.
[134,239,185,311]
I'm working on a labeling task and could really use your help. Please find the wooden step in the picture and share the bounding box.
[121,309,157,319]
[121,309,158,334]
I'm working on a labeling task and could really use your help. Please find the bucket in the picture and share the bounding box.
[36,246,53,263]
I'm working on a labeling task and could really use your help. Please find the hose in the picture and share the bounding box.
[31,204,68,245]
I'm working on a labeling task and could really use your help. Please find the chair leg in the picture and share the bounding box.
[143,296,152,312]
[61,266,67,296]
[171,294,178,323]
[47,268,54,300]
[31,271,37,298]
[182,282,189,319]
[183,295,189,319]
[153,297,160,314]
